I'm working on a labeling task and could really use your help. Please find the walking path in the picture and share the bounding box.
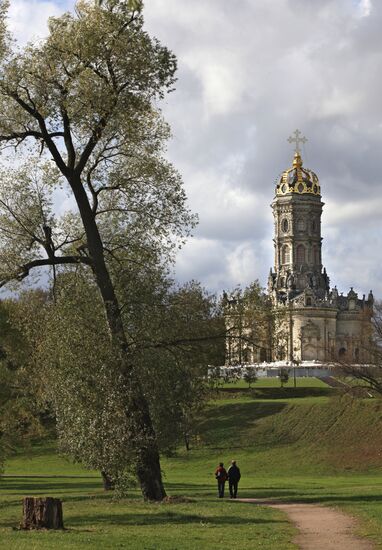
[237,499,375,550]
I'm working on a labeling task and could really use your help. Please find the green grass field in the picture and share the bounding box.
[1,377,382,549]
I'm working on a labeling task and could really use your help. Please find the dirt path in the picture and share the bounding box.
[237,499,375,549]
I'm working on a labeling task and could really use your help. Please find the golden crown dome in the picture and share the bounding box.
[275,152,321,197]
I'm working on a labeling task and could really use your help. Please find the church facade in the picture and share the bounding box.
[226,138,373,366]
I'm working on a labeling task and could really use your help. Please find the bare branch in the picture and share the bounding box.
[61,105,76,170]
[74,115,110,176]
[136,332,228,351]
[0,130,64,142]
[0,255,93,288]
[7,90,68,175]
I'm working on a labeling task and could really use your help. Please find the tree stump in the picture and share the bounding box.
[20,497,64,530]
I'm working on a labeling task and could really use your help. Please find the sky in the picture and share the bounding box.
[6,0,382,298]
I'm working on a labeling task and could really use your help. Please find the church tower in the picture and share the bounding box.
[266,130,372,363]
[224,130,373,367]
[268,144,330,302]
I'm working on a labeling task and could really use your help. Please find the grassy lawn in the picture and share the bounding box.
[1,378,382,549]
[1,448,296,550]
[223,376,329,389]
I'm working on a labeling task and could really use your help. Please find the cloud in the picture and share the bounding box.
[358,0,372,17]
[144,0,382,295]
[7,0,74,45]
[5,0,382,298]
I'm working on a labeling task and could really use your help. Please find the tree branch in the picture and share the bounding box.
[61,105,76,170]
[0,130,64,142]
[139,332,227,350]
[8,90,68,175]
[74,115,110,176]
[0,255,93,288]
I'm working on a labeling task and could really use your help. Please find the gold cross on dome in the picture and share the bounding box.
[287,129,307,153]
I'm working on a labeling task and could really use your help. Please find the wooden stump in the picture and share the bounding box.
[20,497,64,530]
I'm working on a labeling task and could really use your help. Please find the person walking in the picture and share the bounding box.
[227,460,241,498]
[214,462,228,498]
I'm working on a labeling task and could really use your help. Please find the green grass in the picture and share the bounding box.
[1,447,296,550]
[223,376,329,389]
[1,378,382,548]
[219,376,335,404]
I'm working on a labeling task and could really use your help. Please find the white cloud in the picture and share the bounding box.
[7,0,67,45]
[325,197,382,225]
[5,0,382,298]
[358,0,372,18]
[144,0,382,296]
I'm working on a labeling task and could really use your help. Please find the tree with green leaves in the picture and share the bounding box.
[142,280,224,452]
[10,274,223,491]
[0,294,48,469]
[224,281,274,365]
[0,0,196,500]
[243,368,257,388]
[279,368,289,388]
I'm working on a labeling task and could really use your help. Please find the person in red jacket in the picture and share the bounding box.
[214,462,228,498]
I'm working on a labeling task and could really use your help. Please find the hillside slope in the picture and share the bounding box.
[197,387,382,474]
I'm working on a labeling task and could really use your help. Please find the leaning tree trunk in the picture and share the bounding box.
[20,497,64,530]
[129,393,167,500]
[69,178,166,501]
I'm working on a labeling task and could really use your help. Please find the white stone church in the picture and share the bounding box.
[225,133,374,366]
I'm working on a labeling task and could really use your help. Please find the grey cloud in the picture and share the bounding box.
[143,0,382,295]
[8,0,382,296]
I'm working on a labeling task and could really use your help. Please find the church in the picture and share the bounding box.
[226,132,374,366]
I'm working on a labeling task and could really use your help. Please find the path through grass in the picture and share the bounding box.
[1,378,382,549]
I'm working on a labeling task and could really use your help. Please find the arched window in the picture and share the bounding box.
[354,348,360,362]
[260,348,267,362]
[282,245,290,264]
[282,218,289,233]
[296,244,305,265]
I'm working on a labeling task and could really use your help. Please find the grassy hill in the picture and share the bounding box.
[200,383,382,473]
[1,378,382,549]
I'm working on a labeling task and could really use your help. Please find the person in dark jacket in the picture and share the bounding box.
[214,462,228,498]
[227,460,241,498]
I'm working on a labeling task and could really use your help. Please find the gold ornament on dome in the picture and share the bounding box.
[275,131,321,196]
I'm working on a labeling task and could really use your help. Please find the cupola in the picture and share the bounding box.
[275,152,321,197]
